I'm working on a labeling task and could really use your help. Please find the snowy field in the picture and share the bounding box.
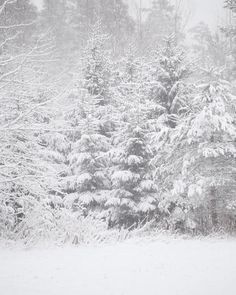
[0,237,236,295]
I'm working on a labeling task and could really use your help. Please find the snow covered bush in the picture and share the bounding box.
[13,205,116,246]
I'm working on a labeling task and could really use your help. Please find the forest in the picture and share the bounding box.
[0,0,236,246]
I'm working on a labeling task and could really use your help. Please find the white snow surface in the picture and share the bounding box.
[0,237,236,295]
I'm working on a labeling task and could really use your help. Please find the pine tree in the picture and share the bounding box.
[155,70,236,233]
[114,48,143,98]
[83,23,111,106]
[63,100,112,216]
[62,26,117,218]
[108,125,157,228]
[148,37,192,128]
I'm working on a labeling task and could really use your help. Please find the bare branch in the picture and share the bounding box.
[0,21,36,30]
[0,0,16,16]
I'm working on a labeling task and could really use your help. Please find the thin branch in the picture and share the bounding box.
[0,0,16,16]
[0,21,36,30]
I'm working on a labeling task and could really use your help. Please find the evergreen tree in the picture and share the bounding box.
[148,37,192,128]
[62,96,113,217]
[83,23,111,106]
[62,27,117,218]
[108,125,157,228]
[155,70,236,233]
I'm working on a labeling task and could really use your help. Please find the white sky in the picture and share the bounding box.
[32,0,226,29]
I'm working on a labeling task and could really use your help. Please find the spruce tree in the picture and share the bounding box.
[155,70,236,233]
[63,27,115,217]
[83,22,111,106]
[108,125,157,228]
[148,37,192,128]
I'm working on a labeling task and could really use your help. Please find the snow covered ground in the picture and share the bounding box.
[0,237,236,295]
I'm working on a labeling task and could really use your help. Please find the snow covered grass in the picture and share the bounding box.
[0,236,236,295]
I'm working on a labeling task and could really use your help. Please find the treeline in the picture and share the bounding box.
[0,0,236,244]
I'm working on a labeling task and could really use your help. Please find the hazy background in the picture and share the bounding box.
[32,0,225,29]
[126,0,225,29]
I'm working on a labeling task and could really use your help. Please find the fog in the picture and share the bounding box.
[126,0,225,29]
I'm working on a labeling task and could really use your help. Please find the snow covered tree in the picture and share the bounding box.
[182,73,236,231]
[0,2,68,240]
[154,70,236,233]
[225,0,236,8]
[112,49,143,99]
[0,68,60,240]
[63,99,112,217]
[62,29,117,217]
[39,120,70,204]
[83,23,111,106]
[148,37,192,128]
[108,125,157,228]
